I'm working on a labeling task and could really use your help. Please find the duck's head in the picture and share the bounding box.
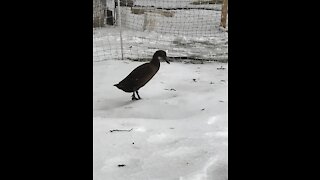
[154,50,170,64]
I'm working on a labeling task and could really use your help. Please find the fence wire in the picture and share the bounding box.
[93,0,228,62]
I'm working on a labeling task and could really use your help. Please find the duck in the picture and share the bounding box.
[114,50,170,100]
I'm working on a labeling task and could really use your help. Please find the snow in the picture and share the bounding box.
[93,26,227,62]
[93,60,228,180]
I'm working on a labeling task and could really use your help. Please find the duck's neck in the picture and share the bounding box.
[150,56,160,68]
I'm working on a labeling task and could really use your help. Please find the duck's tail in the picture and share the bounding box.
[114,83,121,89]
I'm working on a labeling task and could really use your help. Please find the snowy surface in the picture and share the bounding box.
[93,27,227,62]
[93,60,228,180]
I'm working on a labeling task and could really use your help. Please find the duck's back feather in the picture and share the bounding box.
[115,63,159,92]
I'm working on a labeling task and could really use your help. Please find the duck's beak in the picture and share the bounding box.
[165,57,170,64]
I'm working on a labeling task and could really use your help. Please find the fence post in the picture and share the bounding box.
[220,0,228,28]
[116,0,124,60]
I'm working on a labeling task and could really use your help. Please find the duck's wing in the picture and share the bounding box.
[123,63,158,87]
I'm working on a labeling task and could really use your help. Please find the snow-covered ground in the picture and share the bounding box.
[93,60,228,180]
[93,27,227,62]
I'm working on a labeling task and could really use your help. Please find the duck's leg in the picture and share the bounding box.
[136,90,141,99]
[132,91,138,100]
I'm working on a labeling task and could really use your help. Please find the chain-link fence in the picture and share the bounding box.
[93,0,228,63]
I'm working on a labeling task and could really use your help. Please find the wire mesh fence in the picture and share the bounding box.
[93,0,228,63]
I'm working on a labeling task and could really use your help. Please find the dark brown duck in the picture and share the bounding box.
[114,50,170,100]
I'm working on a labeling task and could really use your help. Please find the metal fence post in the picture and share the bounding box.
[117,0,124,60]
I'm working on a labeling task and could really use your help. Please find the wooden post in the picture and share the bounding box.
[220,0,228,28]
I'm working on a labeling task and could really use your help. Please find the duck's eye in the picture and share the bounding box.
[158,57,164,61]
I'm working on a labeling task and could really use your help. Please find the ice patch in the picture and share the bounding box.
[162,147,197,157]
[205,131,228,138]
[179,157,218,180]
[215,131,228,137]
[204,132,215,137]
[147,133,168,143]
[101,156,128,172]
[207,116,218,125]
[135,127,146,132]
